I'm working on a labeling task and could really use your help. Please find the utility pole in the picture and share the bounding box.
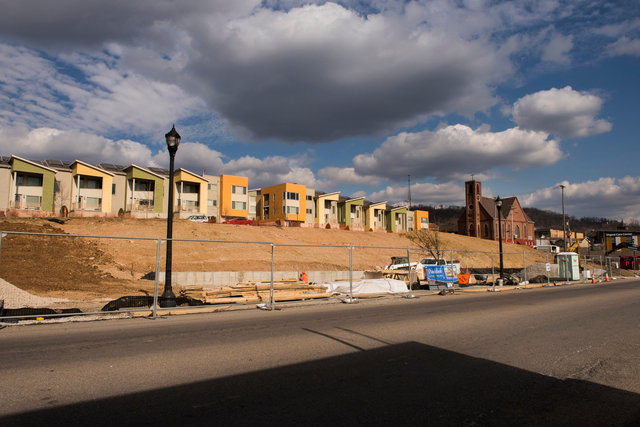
[559,184,567,252]
[408,174,411,208]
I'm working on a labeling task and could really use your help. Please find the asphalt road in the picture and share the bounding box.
[1,280,639,425]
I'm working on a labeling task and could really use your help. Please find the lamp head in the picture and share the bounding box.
[495,196,502,208]
[165,125,181,153]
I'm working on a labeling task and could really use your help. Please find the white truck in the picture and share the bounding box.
[385,256,461,285]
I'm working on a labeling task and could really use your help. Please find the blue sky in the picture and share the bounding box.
[1,0,639,220]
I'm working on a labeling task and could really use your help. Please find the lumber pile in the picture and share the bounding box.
[180,279,332,305]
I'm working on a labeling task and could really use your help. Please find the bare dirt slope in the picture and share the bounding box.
[0,217,547,300]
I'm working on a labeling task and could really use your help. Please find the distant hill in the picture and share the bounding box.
[412,205,640,234]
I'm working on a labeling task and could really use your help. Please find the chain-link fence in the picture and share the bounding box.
[0,230,618,322]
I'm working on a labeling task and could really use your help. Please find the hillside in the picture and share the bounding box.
[412,204,638,233]
[0,217,548,302]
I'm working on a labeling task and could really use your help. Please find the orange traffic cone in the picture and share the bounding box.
[605,273,610,282]
[591,277,595,284]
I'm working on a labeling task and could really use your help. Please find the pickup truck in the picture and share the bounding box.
[385,256,461,286]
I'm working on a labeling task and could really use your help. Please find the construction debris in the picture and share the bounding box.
[180,279,332,305]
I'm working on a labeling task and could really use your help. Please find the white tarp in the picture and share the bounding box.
[320,278,408,295]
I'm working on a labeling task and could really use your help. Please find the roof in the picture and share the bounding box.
[478,196,533,223]
[124,164,166,180]
[71,159,115,176]
[11,155,58,173]
[363,200,387,208]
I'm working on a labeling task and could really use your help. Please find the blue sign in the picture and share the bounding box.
[424,265,457,283]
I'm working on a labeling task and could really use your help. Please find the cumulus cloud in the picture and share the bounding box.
[367,181,464,206]
[353,124,563,182]
[0,0,258,50]
[316,167,380,190]
[0,1,603,144]
[521,177,640,221]
[0,124,314,188]
[512,86,612,138]
[185,2,509,142]
[220,155,317,189]
[150,142,225,173]
[0,125,153,165]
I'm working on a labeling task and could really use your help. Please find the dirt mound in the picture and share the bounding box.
[0,217,547,302]
[0,219,117,296]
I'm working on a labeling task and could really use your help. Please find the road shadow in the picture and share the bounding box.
[2,341,639,426]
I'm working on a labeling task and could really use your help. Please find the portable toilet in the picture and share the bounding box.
[556,252,580,281]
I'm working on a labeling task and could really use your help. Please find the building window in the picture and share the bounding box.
[306,209,312,214]
[86,197,101,209]
[17,174,43,187]
[207,199,217,207]
[287,206,299,214]
[79,176,102,189]
[134,181,153,191]
[232,201,246,210]
[208,183,217,190]
[232,185,247,195]
[112,183,116,195]
[182,183,199,193]
[285,192,299,200]
[306,195,313,201]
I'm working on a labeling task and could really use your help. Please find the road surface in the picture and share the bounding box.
[1,280,639,425]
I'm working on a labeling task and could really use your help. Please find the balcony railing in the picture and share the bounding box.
[127,200,155,211]
[10,194,42,210]
[73,201,102,211]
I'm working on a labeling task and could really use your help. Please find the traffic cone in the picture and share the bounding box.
[591,277,595,284]
[605,273,610,282]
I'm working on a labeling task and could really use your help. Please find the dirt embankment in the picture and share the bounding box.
[0,217,547,298]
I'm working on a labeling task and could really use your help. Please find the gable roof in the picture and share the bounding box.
[479,196,533,223]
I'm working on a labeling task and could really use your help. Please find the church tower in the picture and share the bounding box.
[464,180,481,237]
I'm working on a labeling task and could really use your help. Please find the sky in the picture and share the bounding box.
[0,0,639,221]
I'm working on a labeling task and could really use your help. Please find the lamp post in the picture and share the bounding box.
[496,196,504,283]
[161,125,180,308]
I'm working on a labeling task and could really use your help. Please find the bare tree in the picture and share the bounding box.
[406,229,446,260]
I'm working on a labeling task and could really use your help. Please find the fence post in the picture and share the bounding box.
[491,251,495,288]
[0,232,4,261]
[270,244,275,308]
[343,245,357,304]
[546,253,550,286]
[523,248,527,284]
[152,239,162,319]
[600,255,603,280]
[404,247,416,298]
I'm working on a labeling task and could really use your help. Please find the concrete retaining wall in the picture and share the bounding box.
[157,270,366,288]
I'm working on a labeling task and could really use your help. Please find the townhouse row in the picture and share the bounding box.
[0,155,429,232]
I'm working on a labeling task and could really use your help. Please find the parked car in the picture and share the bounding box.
[187,215,209,223]
[223,218,253,225]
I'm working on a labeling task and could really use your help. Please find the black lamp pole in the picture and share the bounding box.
[496,196,504,282]
[161,125,180,308]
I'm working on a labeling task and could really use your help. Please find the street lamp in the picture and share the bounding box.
[161,125,181,308]
[496,196,504,283]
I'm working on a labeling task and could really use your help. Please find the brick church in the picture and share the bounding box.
[457,180,535,246]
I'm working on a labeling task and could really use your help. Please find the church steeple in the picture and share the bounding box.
[465,179,481,237]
